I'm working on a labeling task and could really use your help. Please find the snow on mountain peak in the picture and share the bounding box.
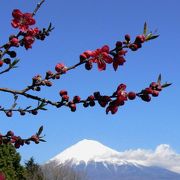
[44,141,180,180]
[46,140,180,176]
[49,139,126,165]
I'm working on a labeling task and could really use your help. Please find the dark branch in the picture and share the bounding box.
[32,0,45,16]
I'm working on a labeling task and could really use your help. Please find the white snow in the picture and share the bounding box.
[48,139,131,165]
[47,139,180,174]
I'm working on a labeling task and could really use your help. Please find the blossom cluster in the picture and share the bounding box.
[54,75,169,115]
[0,1,170,148]
[11,9,39,49]
[137,80,164,102]
[0,126,45,149]
[11,9,35,32]
[0,9,53,70]
[79,32,149,71]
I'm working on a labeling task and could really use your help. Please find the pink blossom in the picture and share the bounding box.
[11,9,35,32]
[89,45,113,71]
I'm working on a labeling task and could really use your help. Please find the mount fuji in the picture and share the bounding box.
[45,139,180,180]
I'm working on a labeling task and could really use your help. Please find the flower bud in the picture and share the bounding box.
[31,109,38,115]
[20,110,26,116]
[59,90,67,96]
[55,63,67,73]
[62,94,69,101]
[87,95,95,101]
[15,142,21,149]
[94,91,101,99]
[140,95,151,102]
[125,34,131,42]
[45,80,52,87]
[73,96,81,103]
[31,135,38,141]
[46,70,53,78]
[128,92,136,100]
[144,88,153,94]
[129,44,138,51]
[70,103,76,112]
[89,101,95,107]
[150,82,158,89]
[3,58,11,64]
[6,111,12,117]
[8,51,17,58]
[55,75,60,79]
[116,41,122,48]
[10,37,19,47]
[83,102,89,107]
[135,35,145,43]
[7,131,14,136]
[85,61,92,70]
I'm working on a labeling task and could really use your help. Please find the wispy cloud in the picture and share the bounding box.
[118,144,180,173]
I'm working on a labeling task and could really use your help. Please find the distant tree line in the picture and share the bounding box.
[42,161,87,180]
[0,144,87,180]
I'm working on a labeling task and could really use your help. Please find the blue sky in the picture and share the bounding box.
[0,0,180,164]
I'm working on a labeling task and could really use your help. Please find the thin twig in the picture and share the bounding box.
[21,61,86,93]
[32,0,45,16]
[0,87,59,107]
[0,66,12,75]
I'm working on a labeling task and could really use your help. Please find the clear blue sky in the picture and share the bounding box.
[0,0,180,164]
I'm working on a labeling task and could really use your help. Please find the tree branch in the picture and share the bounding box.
[32,0,45,16]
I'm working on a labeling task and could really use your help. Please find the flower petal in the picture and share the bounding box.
[97,60,106,71]
[11,20,19,28]
[12,9,23,19]
[101,45,110,53]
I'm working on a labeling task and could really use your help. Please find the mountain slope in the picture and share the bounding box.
[49,139,132,165]
[46,139,180,180]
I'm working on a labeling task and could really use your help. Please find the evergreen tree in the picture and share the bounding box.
[0,144,26,180]
[24,157,44,180]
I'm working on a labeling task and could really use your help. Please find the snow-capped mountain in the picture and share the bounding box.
[45,139,180,180]
[48,139,132,165]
